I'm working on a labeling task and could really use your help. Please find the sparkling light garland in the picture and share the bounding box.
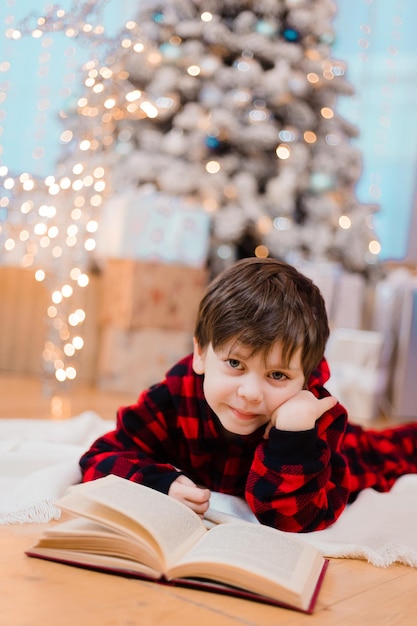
[0,2,125,391]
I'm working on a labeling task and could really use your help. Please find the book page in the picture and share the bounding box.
[205,492,260,525]
[37,517,162,574]
[168,521,324,609]
[58,476,207,570]
[28,546,159,579]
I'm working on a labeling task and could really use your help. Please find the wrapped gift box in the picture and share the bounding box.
[97,326,193,393]
[292,260,366,329]
[331,271,367,330]
[369,268,417,421]
[100,259,208,332]
[325,328,386,424]
[389,279,417,421]
[95,188,211,268]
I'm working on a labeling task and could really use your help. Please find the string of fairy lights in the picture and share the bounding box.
[0,2,197,390]
[0,2,119,390]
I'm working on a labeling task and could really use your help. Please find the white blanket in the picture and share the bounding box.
[0,412,113,524]
[301,474,417,568]
[1,413,417,568]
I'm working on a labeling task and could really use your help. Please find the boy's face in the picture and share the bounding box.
[192,338,305,436]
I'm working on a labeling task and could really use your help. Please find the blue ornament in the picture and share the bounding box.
[255,20,277,38]
[159,42,182,60]
[309,172,335,192]
[320,32,335,45]
[152,11,164,23]
[204,135,221,150]
[283,28,300,43]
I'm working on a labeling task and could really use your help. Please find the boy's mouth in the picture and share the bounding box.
[230,407,263,421]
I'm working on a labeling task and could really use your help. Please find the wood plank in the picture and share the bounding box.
[0,373,136,420]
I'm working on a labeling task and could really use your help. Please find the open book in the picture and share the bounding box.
[26,475,328,613]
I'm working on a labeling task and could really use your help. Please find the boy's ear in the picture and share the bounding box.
[192,337,205,374]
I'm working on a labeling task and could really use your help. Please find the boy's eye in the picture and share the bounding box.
[227,359,242,369]
[270,371,286,381]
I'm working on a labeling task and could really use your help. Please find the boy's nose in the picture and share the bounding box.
[237,376,263,402]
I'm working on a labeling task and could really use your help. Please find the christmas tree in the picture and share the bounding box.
[71,0,379,275]
[2,0,381,278]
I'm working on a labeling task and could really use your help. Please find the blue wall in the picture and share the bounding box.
[332,1,417,261]
[0,0,138,176]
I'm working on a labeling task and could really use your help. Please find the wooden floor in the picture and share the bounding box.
[1,372,417,625]
[0,371,138,421]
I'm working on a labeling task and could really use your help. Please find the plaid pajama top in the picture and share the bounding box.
[80,354,417,532]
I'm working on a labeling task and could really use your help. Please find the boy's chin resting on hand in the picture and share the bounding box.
[266,390,338,436]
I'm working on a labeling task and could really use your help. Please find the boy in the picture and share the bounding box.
[80,258,417,532]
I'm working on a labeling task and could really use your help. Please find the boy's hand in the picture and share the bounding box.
[168,475,211,517]
[264,390,337,437]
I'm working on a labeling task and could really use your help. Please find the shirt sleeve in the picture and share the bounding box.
[245,385,351,533]
[79,383,184,494]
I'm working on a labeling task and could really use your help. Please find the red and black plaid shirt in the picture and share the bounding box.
[80,354,417,532]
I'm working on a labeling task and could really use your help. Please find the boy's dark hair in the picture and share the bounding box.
[194,257,330,380]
